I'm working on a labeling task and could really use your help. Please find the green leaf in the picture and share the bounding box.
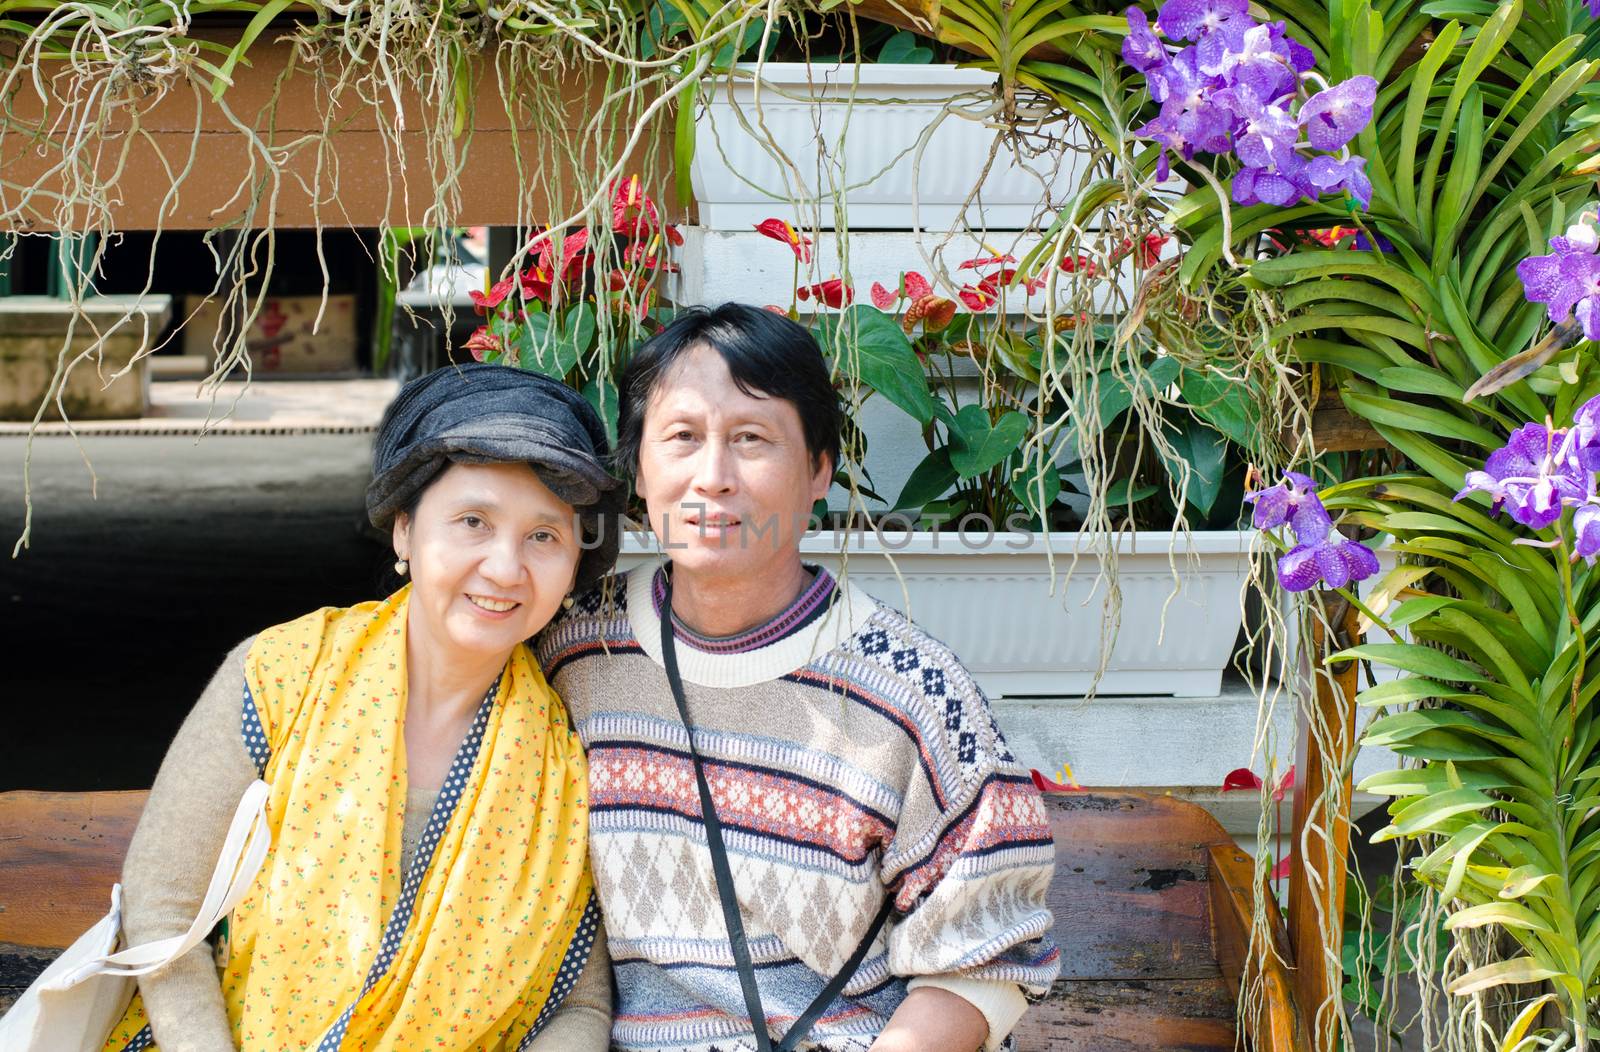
[1010,450,1062,517]
[580,375,619,447]
[564,302,597,359]
[1328,643,1487,683]
[1446,959,1562,996]
[673,76,699,209]
[1388,787,1497,837]
[894,448,958,511]
[825,307,937,425]
[1161,418,1228,517]
[1106,478,1158,506]
[1340,385,1504,450]
[949,406,1029,479]
[1357,766,1505,797]
[877,29,934,63]
[1355,677,1450,708]
[209,0,291,100]
[1179,368,1257,449]
[516,310,581,379]
[1096,356,1181,424]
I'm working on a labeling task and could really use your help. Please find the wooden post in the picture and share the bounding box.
[1287,596,1360,1051]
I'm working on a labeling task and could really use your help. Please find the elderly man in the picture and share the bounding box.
[537,303,1059,1052]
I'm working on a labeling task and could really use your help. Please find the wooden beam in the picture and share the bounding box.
[1286,597,1361,1051]
[1,33,678,231]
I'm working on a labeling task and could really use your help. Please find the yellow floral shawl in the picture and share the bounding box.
[107,586,595,1051]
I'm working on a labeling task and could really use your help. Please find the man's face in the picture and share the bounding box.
[635,344,832,584]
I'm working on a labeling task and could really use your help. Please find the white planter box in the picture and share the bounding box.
[691,63,1087,230]
[618,529,1253,698]
[0,295,172,421]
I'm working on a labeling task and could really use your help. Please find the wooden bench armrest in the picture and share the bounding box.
[1208,843,1308,1052]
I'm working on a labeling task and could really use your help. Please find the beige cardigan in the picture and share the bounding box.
[120,639,613,1052]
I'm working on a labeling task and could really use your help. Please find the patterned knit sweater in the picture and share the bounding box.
[535,565,1061,1052]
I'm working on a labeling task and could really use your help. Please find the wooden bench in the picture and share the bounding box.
[0,789,1303,1050]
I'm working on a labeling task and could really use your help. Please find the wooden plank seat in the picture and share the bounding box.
[0,788,1302,1050]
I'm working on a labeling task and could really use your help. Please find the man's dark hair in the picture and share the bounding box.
[614,302,843,477]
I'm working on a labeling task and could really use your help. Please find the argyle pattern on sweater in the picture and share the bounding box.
[536,568,1061,1052]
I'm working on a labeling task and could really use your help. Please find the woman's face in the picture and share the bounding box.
[393,461,582,662]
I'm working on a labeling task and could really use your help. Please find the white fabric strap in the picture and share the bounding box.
[54,780,271,987]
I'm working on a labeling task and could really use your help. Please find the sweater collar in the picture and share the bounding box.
[625,565,879,688]
[650,564,837,655]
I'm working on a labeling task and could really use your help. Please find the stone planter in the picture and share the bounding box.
[618,528,1254,698]
[0,295,172,420]
[690,63,1087,230]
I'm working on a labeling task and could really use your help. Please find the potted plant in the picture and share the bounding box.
[622,224,1260,698]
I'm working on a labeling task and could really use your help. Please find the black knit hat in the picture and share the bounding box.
[367,363,623,593]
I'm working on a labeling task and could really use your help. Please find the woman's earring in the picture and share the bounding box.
[561,594,575,610]
[394,558,409,576]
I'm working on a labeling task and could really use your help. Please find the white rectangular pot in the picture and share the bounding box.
[690,63,1087,231]
[618,529,1254,698]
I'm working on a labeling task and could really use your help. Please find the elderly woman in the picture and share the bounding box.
[103,364,622,1052]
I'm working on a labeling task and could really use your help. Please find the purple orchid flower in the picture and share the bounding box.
[1122,7,1169,76]
[1233,161,1310,207]
[1305,154,1372,209]
[1455,423,1589,530]
[1299,76,1378,152]
[1156,0,1253,46]
[1516,220,1600,340]
[1138,47,1233,161]
[1574,502,1600,564]
[1216,81,1302,170]
[1211,22,1307,100]
[1245,470,1334,539]
[1570,394,1600,471]
[1276,530,1382,592]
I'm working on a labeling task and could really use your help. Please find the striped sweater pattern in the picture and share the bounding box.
[535,566,1061,1052]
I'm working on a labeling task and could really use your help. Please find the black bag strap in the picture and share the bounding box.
[659,576,893,1052]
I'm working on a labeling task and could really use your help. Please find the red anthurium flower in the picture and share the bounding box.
[464,327,502,361]
[958,284,996,312]
[470,274,517,315]
[556,230,592,278]
[1030,769,1085,792]
[976,268,1047,296]
[958,253,1017,270]
[663,223,685,247]
[1220,767,1263,791]
[520,264,553,303]
[902,294,957,333]
[1060,254,1098,276]
[612,175,666,240]
[1270,853,1293,881]
[870,281,899,311]
[797,278,852,309]
[623,238,680,273]
[1271,764,1295,803]
[762,304,789,315]
[754,218,813,263]
[903,271,933,299]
